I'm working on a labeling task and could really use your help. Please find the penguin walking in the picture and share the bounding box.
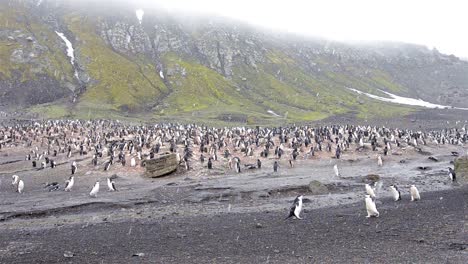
[65,176,74,191]
[365,183,376,198]
[17,180,25,194]
[286,195,303,220]
[273,161,279,172]
[389,185,401,201]
[89,181,100,197]
[130,157,136,167]
[71,161,77,175]
[410,185,420,201]
[365,195,379,217]
[448,167,456,182]
[50,160,56,168]
[107,178,117,191]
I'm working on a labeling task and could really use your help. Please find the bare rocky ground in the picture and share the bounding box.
[0,121,467,263]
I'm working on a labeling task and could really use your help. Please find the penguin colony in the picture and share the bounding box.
[1,120,465,217]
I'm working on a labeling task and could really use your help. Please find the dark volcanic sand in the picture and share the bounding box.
[0,187,466,263]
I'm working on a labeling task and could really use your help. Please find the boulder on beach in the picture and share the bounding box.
[454,157,468,182]
[308,180,329,195]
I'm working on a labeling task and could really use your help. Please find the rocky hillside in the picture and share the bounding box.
[1,0,467,123]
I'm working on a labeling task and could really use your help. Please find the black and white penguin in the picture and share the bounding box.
[32,160,37,168]
[64,176,74,191]
[107,178,117,191]
[235,160,241,173]
[207,157,213,169]
[365,194,379,217]
[50,160,56,168]
[286,195,303,220]
[89,181,100,197]
[389,185,401,201]
[273,161,279,172]
[448,167,456,182]
[104,161,111,171]
[257,159,262,169]
[410,185,420,201]
[41,161,46,169]
[71,161,77,175]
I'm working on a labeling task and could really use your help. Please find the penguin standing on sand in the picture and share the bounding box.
[410,185,420,201]
[235,160,241,173]
[207,157,213,169]
[104,161,111,171]
[89,181,100,197]
[377,155,383,167]
[286,195,303,220]
[107,177,117,191]
[257,159,262,169]
[365,194,379,217]
[448,168,456,182]
[389,185,401,201]
[64,176,74,191]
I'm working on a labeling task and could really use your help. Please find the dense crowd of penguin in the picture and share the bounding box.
[1,119,465,219]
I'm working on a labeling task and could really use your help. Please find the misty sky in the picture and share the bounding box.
[139,0,467,58]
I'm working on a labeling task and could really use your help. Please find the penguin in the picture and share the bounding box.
[50,160,56,168]
[286,195,303,220]
[64,176,74,191]
[107,178,117,191]
[32,160,37,168]
[333,164,340,177]
[71,161,77,175]
[448,167,456,182]
[389,185,401,201]
[365,183,376,198]
[104,161,111,171]
[89,181,100,197]
[41,161,46,169]
[12,175,19,186]
[377,155,383,167]
[17,180,25,194]
[365,194,379,217]
[130,157,136,167]
[207,157,213,169]
[273,161,279,172]
[289,159,294,168]
[410,185,420,201]
[235,160,241,173]
[257,159,262,169]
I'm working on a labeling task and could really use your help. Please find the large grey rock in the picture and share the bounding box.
[308,180,329,195]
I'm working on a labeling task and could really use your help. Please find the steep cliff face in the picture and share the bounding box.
[1,0,467,123]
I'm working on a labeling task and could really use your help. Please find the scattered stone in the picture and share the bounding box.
[63,251,74,258]
[132,253,145,257]
[255,223,263,228]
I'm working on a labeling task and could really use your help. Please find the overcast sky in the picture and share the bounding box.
[139,0,467,58]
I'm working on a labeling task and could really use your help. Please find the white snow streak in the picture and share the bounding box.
[347,87,468,110]
[267,110,281,117]
[56,31,79,80]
